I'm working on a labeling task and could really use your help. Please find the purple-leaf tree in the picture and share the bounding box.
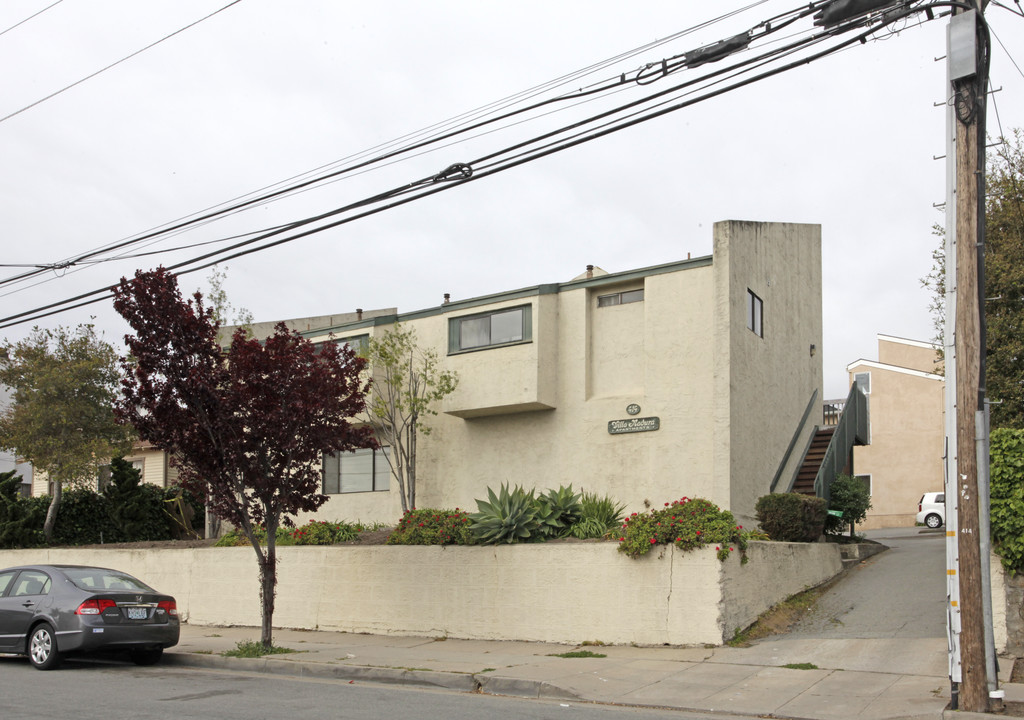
[113,267,374,648]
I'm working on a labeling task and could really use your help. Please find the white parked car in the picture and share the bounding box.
[916,492,945,529]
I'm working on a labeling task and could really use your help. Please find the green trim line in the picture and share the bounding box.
[301,255,712,340]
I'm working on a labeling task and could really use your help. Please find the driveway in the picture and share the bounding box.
[710,527,952,680]
[787,527,948,639]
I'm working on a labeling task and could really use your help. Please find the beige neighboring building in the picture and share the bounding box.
[29,442,178,497]
[304,220,824,527]
[846,334,945,529]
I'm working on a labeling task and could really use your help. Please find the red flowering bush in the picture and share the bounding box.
[386,507,474,546]
[617,497,751,562]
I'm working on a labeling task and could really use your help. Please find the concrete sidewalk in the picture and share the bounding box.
[163,624,1023,720]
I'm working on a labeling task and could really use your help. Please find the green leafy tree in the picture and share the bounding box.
[922,129,1024,427]
[825,474,872,539]
[0,325,135,542]
[103,457,161,541]
[365,324,458,513]
[982,130,1024,429]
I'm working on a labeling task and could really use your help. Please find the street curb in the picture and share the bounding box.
[477,674,581,700]
[162,652,480,692]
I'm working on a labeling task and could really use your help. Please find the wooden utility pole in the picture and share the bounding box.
[952,3,989,713]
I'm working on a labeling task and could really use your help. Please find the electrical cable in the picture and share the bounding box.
[0,0,63,38]
[0,0,243,125]
[0,1,947,330]
[0,0,800,293]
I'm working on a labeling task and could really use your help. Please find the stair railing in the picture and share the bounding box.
[813,381,870,502]
[770,389,819,494]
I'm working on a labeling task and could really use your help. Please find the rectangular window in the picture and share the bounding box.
[449,306,531,353]
[746,289,763,337]
[854,474,872,496]
[855,371,871,394]
[323,447,390,494]
[597,289,644,307]
[337,335,369,356]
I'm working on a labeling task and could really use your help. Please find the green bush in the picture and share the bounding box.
[103,459,175,542]
[991,428,1024,575]
[289,519,362,545]
[754,493,827,542]
[617,496,749,562]
[469,484,542,545]
[570,491,626,539]
[50,487,121,545]
[0,470,45,549]
[387,508,473,545]
[824,475,872,538]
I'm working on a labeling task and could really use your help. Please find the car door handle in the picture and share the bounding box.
[21,601,35,608]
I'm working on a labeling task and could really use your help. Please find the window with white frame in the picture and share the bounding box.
[449,306,531,353]
[597,289,644,307]
[323,447,390,494]
[854,474,872,496]
[746,289,763,337]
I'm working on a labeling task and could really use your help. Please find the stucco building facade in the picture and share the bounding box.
[846,334,945,529]
[304,220,824,526]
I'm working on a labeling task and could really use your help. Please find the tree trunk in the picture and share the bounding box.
[259,525,277,649]
[43,478,61,543]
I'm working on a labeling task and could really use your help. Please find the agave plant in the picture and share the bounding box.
[536,485,583,538]
[469,484,541,545]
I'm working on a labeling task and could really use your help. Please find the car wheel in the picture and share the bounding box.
[926,513,943,529]
[28,623,62,670]
[130,647,164,666]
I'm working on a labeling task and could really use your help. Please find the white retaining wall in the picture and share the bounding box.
[0,541,842,646]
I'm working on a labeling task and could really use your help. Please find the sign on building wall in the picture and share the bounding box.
[608,417,660,435]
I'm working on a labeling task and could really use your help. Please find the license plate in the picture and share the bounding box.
[126,607,148,620]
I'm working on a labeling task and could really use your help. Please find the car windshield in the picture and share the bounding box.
[62,568,155,593]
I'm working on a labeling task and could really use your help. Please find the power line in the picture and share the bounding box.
[0,0,244,125]
[0,0,820,296]
[0,0,64,38]
[0,2,942,330]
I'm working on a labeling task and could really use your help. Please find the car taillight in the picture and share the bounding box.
[76,598,117,615]
[157,600,178,617]
[919,504,923,512]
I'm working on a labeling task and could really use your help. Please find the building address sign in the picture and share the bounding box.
[608,417,660,435]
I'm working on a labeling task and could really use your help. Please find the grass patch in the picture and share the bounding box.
[782,662,819,670]
[548,650,607,658]
[221,640,299,658]
[728,577,839,647]
[480,668,496,673]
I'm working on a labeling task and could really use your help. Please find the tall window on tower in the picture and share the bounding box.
[746,289,763,338]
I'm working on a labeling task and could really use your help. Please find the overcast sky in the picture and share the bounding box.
[1,0,1023,398]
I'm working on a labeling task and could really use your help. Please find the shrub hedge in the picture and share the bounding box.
[754,492,827,542]
[990,428,1024,575]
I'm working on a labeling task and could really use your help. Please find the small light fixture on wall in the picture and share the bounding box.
[810,344,817,357]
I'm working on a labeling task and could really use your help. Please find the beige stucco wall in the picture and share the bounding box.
[876,335,942,374]
[849,343,945,529]
[713,221,824,526]
[297,222,822,529]
[0,541,842,646]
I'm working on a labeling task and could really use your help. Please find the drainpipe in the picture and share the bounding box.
[976,407,1003,709]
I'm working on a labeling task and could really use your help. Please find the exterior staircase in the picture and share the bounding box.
[793,426,836,495]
